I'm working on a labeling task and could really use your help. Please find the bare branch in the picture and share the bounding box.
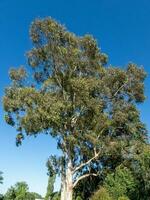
[73,151,100,174]
[112,78,129,98]
[73,173,98,188]
[97,127,105,140]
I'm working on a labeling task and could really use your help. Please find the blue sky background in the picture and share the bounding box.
[0,0,150,196]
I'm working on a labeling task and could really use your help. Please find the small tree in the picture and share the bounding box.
[3,17,147,200]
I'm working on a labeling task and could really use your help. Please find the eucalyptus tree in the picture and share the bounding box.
[3,18,147,200]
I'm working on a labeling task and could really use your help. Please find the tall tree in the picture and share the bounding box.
[3,18,147,200]
[45,174,56,200]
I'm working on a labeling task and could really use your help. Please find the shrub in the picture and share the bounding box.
[91,187,112,200]
[118,196,130,200]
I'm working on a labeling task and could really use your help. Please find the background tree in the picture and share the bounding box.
[45,157,60,200]
[0,194,4,200]
[14,182,29,200]
[26,192,43,199]
[4,182,42,200]
[3,17,147,200]
[0,172,4,200]
[4,186,16,200]
[45,173,56,200]
[0,172,3,184]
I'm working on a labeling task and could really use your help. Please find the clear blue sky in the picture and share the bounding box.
[0,0,150,196]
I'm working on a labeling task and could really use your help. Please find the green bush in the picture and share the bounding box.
[76,196,83,200]
[118,196,130,200]
[91,187,112,200]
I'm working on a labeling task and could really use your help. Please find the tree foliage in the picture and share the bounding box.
[90,143,150,200]
[126,143,150,199]
[104,166,135,199]
[91,187,112,200]
[4,182,42,200]
[3,17,148,199]
[45,174,56,200]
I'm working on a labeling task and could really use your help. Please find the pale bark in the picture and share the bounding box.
[60,173,66,200]
[66,159,73,200]
[73,173,98,188]
[61,159,73,200]
[60,152,101,200]
[73,151,100,173]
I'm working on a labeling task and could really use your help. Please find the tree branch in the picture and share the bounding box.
[73,173,98,188]
[73,151,100,174]
[112,78,128,98]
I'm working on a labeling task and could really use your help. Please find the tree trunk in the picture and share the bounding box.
[60,173,66,200]
[60,159,73,200]
[66,159,73,200]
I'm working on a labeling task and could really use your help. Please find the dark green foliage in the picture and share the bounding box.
[127,143,150,200]
[0,194,4,200]
[74,175,102,199]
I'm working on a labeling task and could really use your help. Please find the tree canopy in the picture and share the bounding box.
[3,17,148,200]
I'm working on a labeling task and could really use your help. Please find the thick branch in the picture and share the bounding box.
[73,151,100,174]
[73,173,98,188]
